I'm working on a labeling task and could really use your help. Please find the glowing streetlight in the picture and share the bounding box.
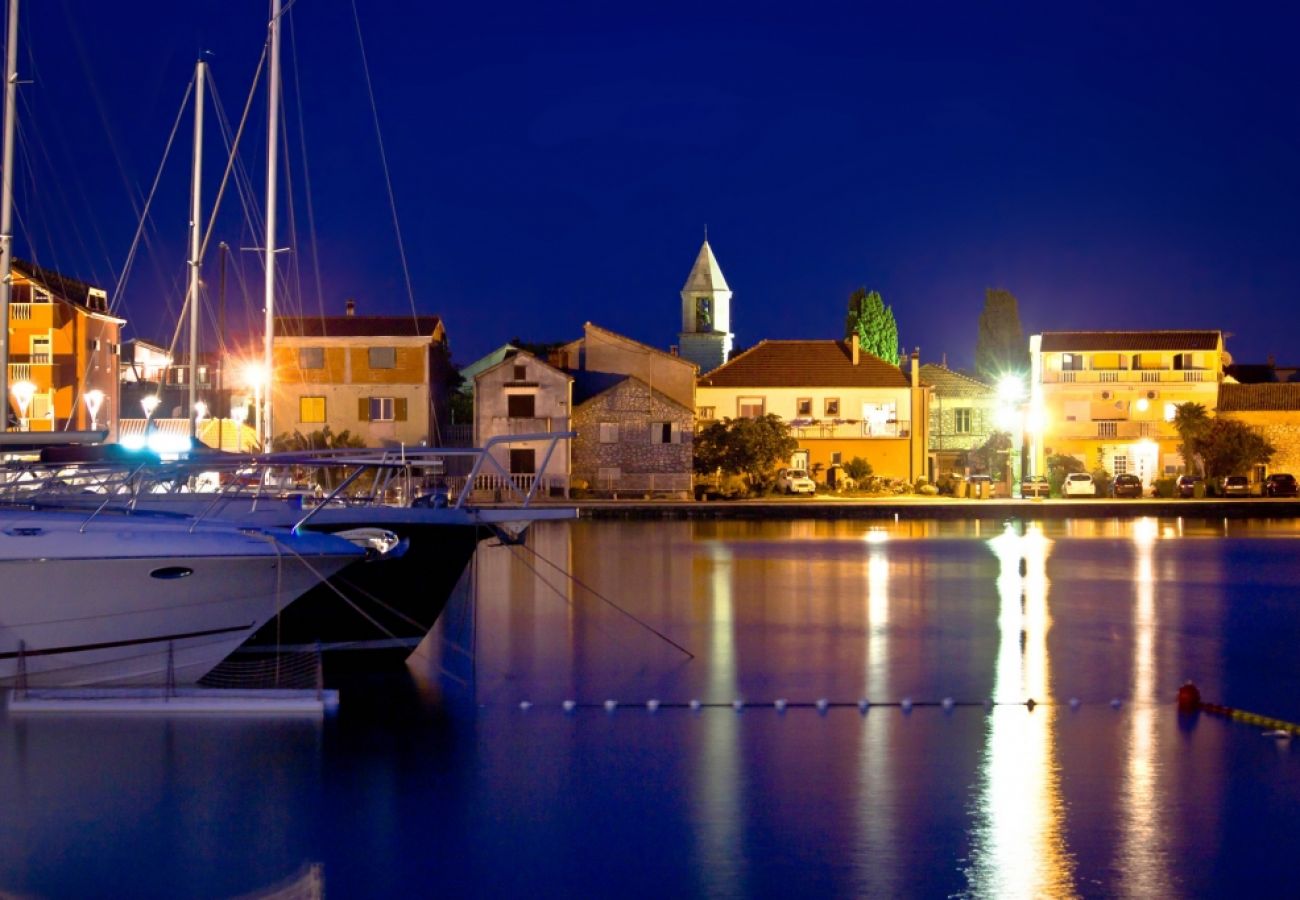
[194,399,208,424]
[141,394,160,431]
[231,403,248,452]
[10,380,35,431]
[241,363,268,448]
[83,389,105,431]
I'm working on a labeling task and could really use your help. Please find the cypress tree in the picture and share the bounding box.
[975,288,1030,380]
[845,287,901,365]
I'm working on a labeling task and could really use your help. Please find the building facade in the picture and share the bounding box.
[696,337,930,482]
[271,307,452,448]
[676,238,733,374]
[6,260,123,436]
[1216,383,1300,478]
[473,350,572,494]
[1029,330,1226,485]
[920,363,999,477]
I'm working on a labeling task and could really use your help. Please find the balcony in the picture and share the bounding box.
[7,363,31,383]
[489,416,563,434]
[1059,419,1171,440]
[10,303,30,321]
[1044,369,1212,385]
[791,420,911,439]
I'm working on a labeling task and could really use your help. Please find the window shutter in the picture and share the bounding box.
[670,422,681,444]
[395,398,408,421]
[358,398,370,421]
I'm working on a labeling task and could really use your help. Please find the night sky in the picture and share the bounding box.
[13,1,1300,370]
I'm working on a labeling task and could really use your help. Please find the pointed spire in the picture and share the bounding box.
[682,237,730,293]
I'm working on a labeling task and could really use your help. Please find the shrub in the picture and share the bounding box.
[1091,468,1113,497]
[918,483,939,496]
[913,477,930,492]
[844,457,874,481]
[1153,477,1176,499]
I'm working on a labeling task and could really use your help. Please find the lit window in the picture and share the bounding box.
[1163,402,1177,422]
[300,396,326,423]
[697,406,715,420]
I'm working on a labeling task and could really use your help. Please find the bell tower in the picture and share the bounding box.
[677,236,733,373]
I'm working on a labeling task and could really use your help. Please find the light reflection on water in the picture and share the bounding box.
[2,516,1299,897]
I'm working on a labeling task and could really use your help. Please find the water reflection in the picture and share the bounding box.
[856,531,897,896]
[967,524,1077,897]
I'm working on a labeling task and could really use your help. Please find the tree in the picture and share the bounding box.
[1172,402,1212,475]
[271,426,368,489]
[1046,453,1085,497]
[969,430,1013,481]
[1196,419,1275,479]
[974,288,1029,382]
[845,288,901,365]
[691,414,797,492]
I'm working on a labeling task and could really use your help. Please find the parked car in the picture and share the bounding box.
[1265,473,1299,497]
[1176,474,1204,498]
[1062,472,1096,497]
[1020,475,1050,498]
[1111,474,1143,498]
[775,468,816,495]
[1221,475,1250,497]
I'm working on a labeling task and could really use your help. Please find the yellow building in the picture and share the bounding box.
[270,304,452,448]
[1029,330,1226,485]
[5,260,122,435]
[696,337,930,482]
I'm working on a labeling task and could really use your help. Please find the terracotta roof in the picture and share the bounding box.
[697,340,911,388]
[1039,331,1220,352]
[918,364,993,397]
[275,315,442,338]
[1217,383,1300,412]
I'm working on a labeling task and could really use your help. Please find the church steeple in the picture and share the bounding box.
[677,236,734,373]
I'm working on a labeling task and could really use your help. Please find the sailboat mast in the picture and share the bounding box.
[0,0,18,428]
[262,0,282,448]
[187,58,206,439]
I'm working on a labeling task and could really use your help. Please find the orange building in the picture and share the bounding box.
[5,260,123,436]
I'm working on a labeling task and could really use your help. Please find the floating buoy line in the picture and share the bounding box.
[508,696,1133,713]
[1177,681,1300,738]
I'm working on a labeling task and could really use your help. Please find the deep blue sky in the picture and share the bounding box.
[14,1,1300,369]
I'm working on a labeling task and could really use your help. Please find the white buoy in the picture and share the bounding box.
[562,700,576,713]
[984,698,994,711]
[1110,698,1123,709]
[1069,697,1081,710]
[816,698,829,713]
[519,700,532,711]
[774,698,788,712]
[1263,730,1292,740]
[942,697,955,711]
[604,699,618,712]
[858,699,870,713]
[646,699,660,712]
[732,699,744,711]
[901,697,913,712]
[690,699,702,711]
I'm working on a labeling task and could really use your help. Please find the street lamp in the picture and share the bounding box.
[141,393,160,429]
[241,363,267,448]
[231,404,248,452]
[83,389,105,431]
[996,374,1029,493]
[10,380,35,431]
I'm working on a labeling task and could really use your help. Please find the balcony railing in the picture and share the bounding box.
[29,353,51,365]
[791,420,911,439]
[7,363,30,383]
[1067,420,1171,440]
[10,303,30,321]
[1044,369,1212,384]
[487,416,564,434]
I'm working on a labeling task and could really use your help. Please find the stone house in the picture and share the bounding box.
[1215,383,1300,478]
[474,350,573,495]
[920,363,999,478]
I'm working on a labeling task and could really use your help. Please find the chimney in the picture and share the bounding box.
[851,334,860,366]
[345,298,356,317]
[911,347,920,385]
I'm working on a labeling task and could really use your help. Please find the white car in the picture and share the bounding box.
[1062,472,1096,497]
[776,468,816,495]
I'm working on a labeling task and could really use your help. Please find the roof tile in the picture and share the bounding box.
[698,340,911,388]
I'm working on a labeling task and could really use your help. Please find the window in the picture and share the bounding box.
[510,448,536,474]
[512,364,527,381]
[90,338,101,352]
[831,451,842,465]
[954,408,973,434]
[1061,353,1084,371]
[863,401,897,436]
[197,366,210,385]
[650,422,680,444]
[368,347,397,369]
[1113,455,1128,475]
[697,406,715,420]
[1163,402,1177,422]
[358,397,406,422]
[369,397,395,421]
[33,287,51,304]
[507,394,535,418]
[796,398,812,417]
[300,347,324,369]
[824,398,840,418]
[696,296,713,332]
[300,396,326,423]
[30,335,51,364]
[1174,353,1198,370]
[738,397,765,419]
[599,422,619,443]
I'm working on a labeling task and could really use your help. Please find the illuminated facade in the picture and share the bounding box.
[5,260,123,436]
[1029,330,1226,484]
[676,238,733,374]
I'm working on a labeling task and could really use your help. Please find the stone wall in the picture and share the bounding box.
[1221,411,1300,474]
[928,400,998,453]
[572,378,693,495]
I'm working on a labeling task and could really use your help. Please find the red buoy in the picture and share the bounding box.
[1176,681,1201,712]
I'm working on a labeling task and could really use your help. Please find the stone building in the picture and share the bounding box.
[473,350,573,495]
[920,363,998,477]
[570,372,694,497]
[1215,383,1300,478]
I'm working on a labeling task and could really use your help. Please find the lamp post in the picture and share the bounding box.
[241,363,266,449]
[194,400,208,445]
[141,393,160,430]
[997,374,1029,496]
[10,379,34,431]
[231,404,248,452]
[83,389,104,431]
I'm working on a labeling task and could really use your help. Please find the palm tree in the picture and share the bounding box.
[1172,402,1211,476]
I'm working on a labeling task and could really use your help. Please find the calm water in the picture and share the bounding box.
[2,517,1299,898]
